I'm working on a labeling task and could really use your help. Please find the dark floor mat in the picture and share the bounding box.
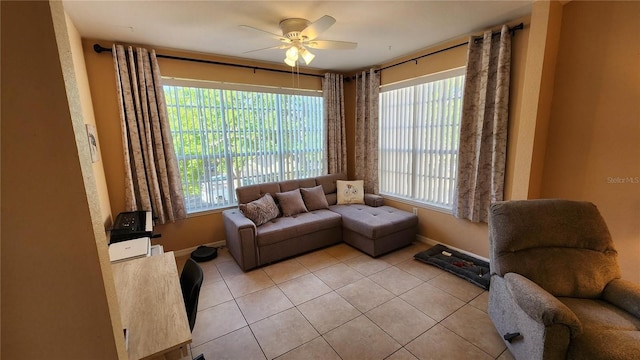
[414,244,490,290]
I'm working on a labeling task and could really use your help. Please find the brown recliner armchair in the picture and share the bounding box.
[488,199,640,359]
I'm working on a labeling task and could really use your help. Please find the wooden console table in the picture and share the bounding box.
[112,252,191,360]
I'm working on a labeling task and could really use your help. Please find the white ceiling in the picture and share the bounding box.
[63,1,533,72]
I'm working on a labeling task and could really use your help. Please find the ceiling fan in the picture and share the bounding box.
[241,15,357,67]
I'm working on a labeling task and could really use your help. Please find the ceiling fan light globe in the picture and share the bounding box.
[300,48,315,65]
[284,57,297,67]
[286,46,298,59]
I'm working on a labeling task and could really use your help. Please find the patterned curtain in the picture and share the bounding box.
[112,45,186,224]
[453,25,511,223]
[323,73,347,174]
[354,69,381,193]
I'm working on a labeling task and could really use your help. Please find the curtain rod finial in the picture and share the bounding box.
[93,44,110,53]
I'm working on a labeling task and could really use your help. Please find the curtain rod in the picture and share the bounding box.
[92,44,325,78]
[94,22,523,82]
[348,22,524,80]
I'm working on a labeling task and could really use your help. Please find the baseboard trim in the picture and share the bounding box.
[173,240,226,258]
[415,235,490,263]
[170,237,489,262]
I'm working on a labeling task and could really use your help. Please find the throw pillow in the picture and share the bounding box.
[275,189,308,216]
[336,180,365,204]
[239,193,280,226]
[300,185,329,211]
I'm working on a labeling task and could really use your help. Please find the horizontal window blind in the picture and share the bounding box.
[164,82,324,213]
[379,68,465,209]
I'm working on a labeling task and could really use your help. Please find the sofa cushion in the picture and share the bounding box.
[337,180,365,204]
[315,173,347,194]
[256,210,342,246]
[489,200,620,298]
[330,204,417,239]
[560,298,640,331]
[280,178,317,192]
[236,183,281,205]
[500,247,619,298]
[239,193,280,226]
[568,328,640,360]
[275,189,308,217]
[562,293,640,359]
[300,185,329,211]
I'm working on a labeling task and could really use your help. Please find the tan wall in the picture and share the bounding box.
[1,1,123,358]
[344,17,532,258]
[66,15,114,229]
[84,13,538,260]
[76,1,639,283]
[510,0,564,199]
[83,41,323,251]
[3,0,635,356]
[540,1,640,282]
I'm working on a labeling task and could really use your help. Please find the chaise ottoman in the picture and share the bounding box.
[329,204,418,257]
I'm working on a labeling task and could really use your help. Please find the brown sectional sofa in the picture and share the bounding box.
[222,173,418,271]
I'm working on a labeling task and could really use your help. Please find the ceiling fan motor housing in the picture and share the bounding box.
[279,18,311,40]
[242,15,353,67]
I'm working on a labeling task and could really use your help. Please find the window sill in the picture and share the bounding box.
[380,194,453,215]
[186,205,237,218]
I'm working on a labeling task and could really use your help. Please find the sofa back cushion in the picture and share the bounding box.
[315,173,348,205]
[280,178,316,192]
[235,173,348,207]
[236,182,281,205]
[489,199,621,298]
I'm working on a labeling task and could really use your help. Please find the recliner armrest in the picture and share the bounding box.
[364,193,384,207]
[603,279,640,318]
[504,272,582,337]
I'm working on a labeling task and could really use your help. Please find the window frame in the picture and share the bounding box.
[162,78,325,215]
[378,67,466,212]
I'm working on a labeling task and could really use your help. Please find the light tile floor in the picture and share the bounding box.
[176,242,515,360]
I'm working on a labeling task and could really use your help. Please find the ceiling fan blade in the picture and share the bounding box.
[243,44,291,54]
[306,40,357,50]
[300,15,336,41]
[239,25,287,42]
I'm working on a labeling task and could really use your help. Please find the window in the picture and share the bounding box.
[378,68,465,210]
[164,80,324,214]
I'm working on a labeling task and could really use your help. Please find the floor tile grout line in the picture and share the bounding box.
[197,287,496,359]
[245,320,270,359]
[221,258,283,360]
[437,320,503,359]
[188,246,506,359]
[192,262,252,348]
[426,276,485,303]
[264,252,443,353]
[359,307,412,348]
[400,343,423,360]
[247,253,396,358]
[272,334,333,360]
[364,264,427,297]
[411,288,503,359]
[358,264,498,359]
